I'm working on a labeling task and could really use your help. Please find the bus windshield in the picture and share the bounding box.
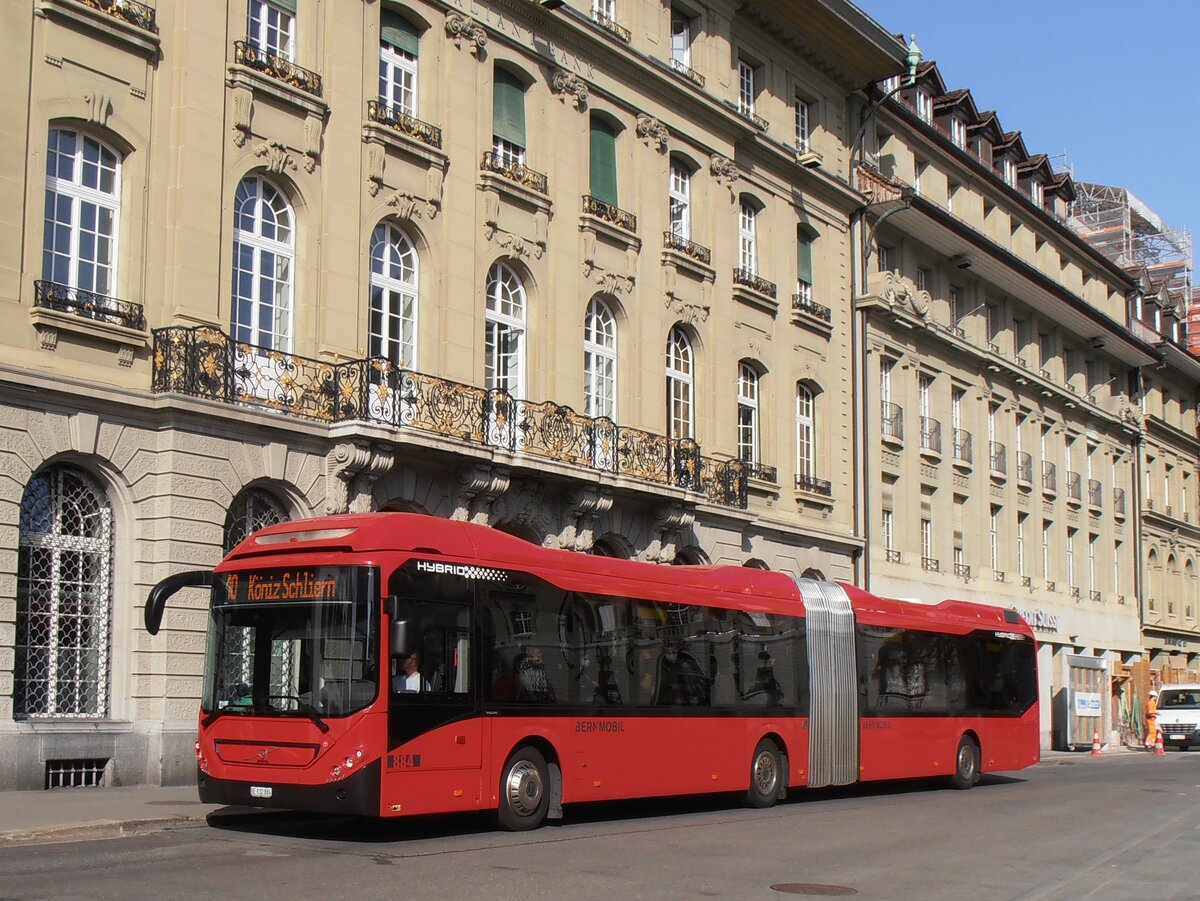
[201,566,377,720]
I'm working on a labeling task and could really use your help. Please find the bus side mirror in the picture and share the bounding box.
[145,570,213,635]
[387,599,409,658]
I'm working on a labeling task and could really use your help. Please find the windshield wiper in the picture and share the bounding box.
[295,700,330,733]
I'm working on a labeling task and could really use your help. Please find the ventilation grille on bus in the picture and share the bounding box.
[45,758,109,790]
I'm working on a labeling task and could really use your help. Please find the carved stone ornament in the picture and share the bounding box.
[452,463,510,524]
[1120,404,1146,430]
[303,115,322,173]
[636,114,670,151]
[84,91,113,128]
[709,154,739,188]
[231,87,253,147]
[869,270,930,319]
[551,69,589,109]
[252,141,297,174]
[555,487,613,552]
[665,295,710,323]
[366,145,384,195]
[486,226,545,260]
[446,14,487,57]
[385,190,438,220]
[325,441,394,515]
[644,501,697,564]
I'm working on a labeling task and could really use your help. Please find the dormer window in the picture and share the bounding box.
[1002,157,1017,187]
[916,89,933,123]
[1030,180,1044,208]
[950,117,966,148]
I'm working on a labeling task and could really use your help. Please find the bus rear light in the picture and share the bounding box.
[453,789,463,797]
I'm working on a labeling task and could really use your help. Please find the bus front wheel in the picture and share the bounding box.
[948,735,980,790]
[498,746,550,831]
[746,738,782,808]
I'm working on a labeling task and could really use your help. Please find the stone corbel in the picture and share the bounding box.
[710,153,739,198]
[643,501,696,564]
[84,90,113,128]
[366,144,385,196]
[556,487,614,551]
[303,114,322,173]
[636,114,669,152]
[231,86,253,147]
[492,478,555,538]
[551,69,589,109]
[452,463,511,524]
[385,190,437,221]
[252,140,297,174]
[665,294,710,324]
[326,441,395,515]
[446,14,488,57]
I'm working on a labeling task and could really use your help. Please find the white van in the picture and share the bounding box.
[1156,684,1200,750]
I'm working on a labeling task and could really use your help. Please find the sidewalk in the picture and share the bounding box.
[0,745,1152,845]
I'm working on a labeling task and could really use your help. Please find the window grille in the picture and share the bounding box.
[45,758,109,790]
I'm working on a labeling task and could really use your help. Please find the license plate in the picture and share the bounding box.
[250,785,273,798]
[1169,734,1186,741]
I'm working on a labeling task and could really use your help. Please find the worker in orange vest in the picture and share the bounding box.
[1146,689,1159,748]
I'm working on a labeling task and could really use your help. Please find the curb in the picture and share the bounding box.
[0,814,209,847]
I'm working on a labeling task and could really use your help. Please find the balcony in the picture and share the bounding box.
[366,101,442,149]
[481,151,548,194]
[919,417,942,456]
[885,549,902,563]
[795,474,832,496]
[1070,586,1081,600]
[989,441,1007,477]
[1016,451,1032,486]
[151,326,748,508]
[954,563,971,580]
[1114,487,1126,518]
[1021,575,1032,589]
[1046,580,1056,592]
[75,0,158,32]
[994,571,1006,583]
[1066,471,1082,505]
[1089,590,1102,602]
[582,195,637,233]
[922,557,940,573]
[1042,461,1057,496]
[732,103,769,131]
[668,57,705,88]
[591,10,631,42]
[663,231,711,265]
[1088,479,1102,510]
[742,461,777,482]
[234,40,322,97]
[792,290,832,323]
[881,403,904,443]
[34,279,146,331]
[952,429,972,466]
[732,268,777,299]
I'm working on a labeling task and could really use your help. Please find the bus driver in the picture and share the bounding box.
[393,649,430,693]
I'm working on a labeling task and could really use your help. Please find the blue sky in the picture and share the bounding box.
[855,1,1197,245]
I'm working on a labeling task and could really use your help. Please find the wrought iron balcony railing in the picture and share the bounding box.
[741,461,777,482]
[1021,575,1032,589]
[922,556,940,573]
[583,195,637,232]
[795,474,832,496]
[1016,451,1033,484]
[78,0,158,32]
[1088,479,1102,508]
[952,429,972,465]
[993,571,1006,582]
[481,151,548,194]
[234,40,323,97]
[366,100,442,149]
[1046,580,1056,592]
[920,417,942,454]
[954,563,971,580]
[591,11,631,42]
[663,231,711,265]
[668,57,705,88]
[1114,487,1126,516]
[792,290,831,322]
[34,279,146,331]
[1042,461,1057,494]
[1089,590,1101,602]
[881,402,903,442]
[989,441,1007,475]
[885,549,902,563]
[1070,586,1081,600]
[151,326,747,507]
[732,268,777,298]
[1066,471,1082,503]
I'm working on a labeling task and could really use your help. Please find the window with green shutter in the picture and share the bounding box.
[493,67,527,149]
[381,10,420,56]
[797,228,815,287]
[589,117,619,206]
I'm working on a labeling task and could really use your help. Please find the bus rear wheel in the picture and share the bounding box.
[746,738,782,808]
[948,735,980,790]
[497,746,550,831]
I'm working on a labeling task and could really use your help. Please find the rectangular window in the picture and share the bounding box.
[796,230,814,303]
[1066,528,1077,587]
[493,68,527,164]
[877,243,894,273]
[670,9,691,68]
[248,0,295,60]
[592,0,616,20]
[882,509,894,550]
[739,202,757,274]
[668,163,690,240]
[990,505,1000,570]
[916,89,933,123]
[379,11,419,115]
[950,117,966,148]
[1030,180,1044,207]
[951,387,963,432]
[1002,157,1017,187]
[738,60,755,116]
[1042,520,1052,578]
[795,98,811,152]
[947,181,958,215]
[1017,512,1027,576]
[918,372,932,420]
[737,366,759,465]
[1088,533,1098,592]
[913,160,924,196]
[796,385,815,479]
[589,118,618,206]
[921,518,933,560]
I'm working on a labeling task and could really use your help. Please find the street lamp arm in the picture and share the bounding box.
[848,35,922,187]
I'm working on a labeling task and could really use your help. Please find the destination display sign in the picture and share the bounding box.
[220,567,354,603]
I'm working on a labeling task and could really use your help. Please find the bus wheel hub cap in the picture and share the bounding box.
[506,761,542,816]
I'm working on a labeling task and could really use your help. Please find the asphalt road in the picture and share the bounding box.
[2,752,1198,901]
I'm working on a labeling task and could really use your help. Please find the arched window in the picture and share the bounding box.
[231,175,294,352]
[492,66,527,166]
[589,115,618,206]
[369,222,418,368]
[738,199,758,275]
[737,363,759,464]
[583,297,617,419]
[248,0,295,60]
[379,9,419,115]
[43,128,121,298]
[485,262,526,397]
[796,383,816,480]
[668,157,691,240]
[15,465,113,718]
[223,488,288,553]
[665,326,694,440]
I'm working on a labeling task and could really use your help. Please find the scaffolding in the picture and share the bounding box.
[1070,182,1193,288]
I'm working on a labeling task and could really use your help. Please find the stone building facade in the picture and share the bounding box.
[0,0,907,788]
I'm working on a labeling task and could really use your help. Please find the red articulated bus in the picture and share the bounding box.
[146,512,1039,830]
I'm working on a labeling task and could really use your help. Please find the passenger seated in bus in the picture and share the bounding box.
[392,649,430,693]
[654,641,709,705]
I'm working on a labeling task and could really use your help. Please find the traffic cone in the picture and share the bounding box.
[1091,731,1102,756]
[1155,733,1166,756]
